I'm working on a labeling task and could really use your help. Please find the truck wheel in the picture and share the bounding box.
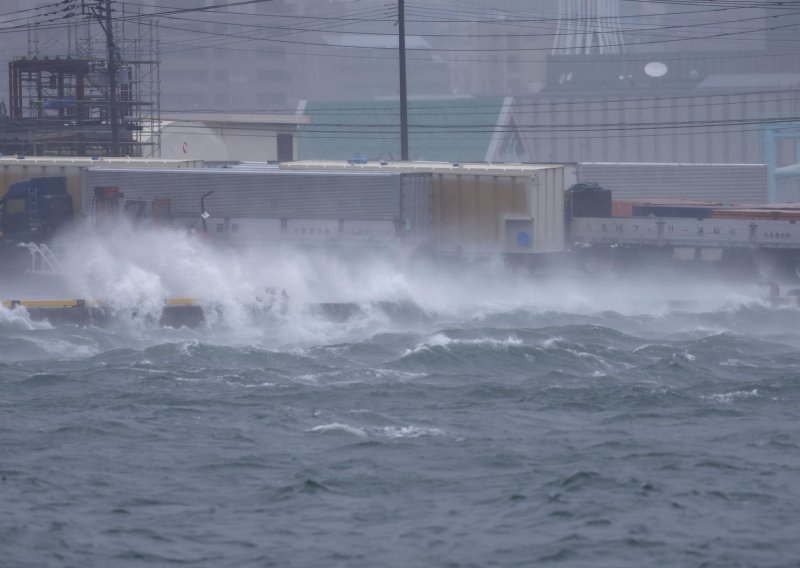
[755,255,779,280]
[793,262,800,281]
[583,254,616,276]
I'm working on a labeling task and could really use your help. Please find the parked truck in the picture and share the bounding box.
[566,183,800,279]
[0,177,73,243]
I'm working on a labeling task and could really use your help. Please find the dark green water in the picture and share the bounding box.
[2,282,800,567]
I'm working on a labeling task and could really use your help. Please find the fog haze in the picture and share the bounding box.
[1,0,797,111]
[1,1,798,171]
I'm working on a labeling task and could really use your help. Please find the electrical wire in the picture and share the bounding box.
[158,90,800,119]
[2,0,798,128]
[147,16,800,53]
[148,7,800,40]
[2,121,786,144]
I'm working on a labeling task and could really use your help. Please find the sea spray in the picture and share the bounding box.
[41,220,773,342]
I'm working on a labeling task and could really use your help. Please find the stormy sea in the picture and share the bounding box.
[2,227,800,567]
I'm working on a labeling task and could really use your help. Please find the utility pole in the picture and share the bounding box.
[398,0,408,161]
[105,0,119,156]
[84,0,119,156]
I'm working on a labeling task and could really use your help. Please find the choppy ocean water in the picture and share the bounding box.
[2,237,800,567]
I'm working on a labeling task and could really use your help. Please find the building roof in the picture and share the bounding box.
[697,73,800,91]
[298,97,508,162]
[283,160,561,176]
[0,156,200,167]
[161,112,309,125]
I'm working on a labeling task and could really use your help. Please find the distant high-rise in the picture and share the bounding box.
[552,0,625,55]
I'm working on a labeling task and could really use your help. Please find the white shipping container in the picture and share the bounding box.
[573,162,768,203]
[282,160,566,255]
[81,167,432,241]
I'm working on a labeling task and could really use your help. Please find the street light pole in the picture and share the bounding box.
[398,0,408,161]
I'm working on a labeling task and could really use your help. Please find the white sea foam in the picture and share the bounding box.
[404,333,523,356]
[237,381,277,388]
[309,422,444,439]
[0,305,53,331]
[378,425,444,438]
[24,336,99,359]
[720,358,760,368]
[310,423,369,437]
[371,368,428,380]
[542,337,564,348]
[703,389,761,403]
[32,220,780,347]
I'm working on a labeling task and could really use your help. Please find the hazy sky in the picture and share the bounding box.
[1,0,798,112]
[1,0,798,170]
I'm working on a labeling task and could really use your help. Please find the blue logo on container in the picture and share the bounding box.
[516,231,531,248]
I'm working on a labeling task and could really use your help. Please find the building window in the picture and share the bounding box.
[257,93,287,107]
[277,133,293,161]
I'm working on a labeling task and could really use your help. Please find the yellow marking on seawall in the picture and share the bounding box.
[164,298,201,306]
[3,298,202,309]
[2,299,84,309]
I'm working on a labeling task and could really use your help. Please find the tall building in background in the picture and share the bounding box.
[519,0,800,175]
[1,0,797,170]
[552,0,625,55]
[544,0,799,93]
[155,0,294,112]
[1,0,558,111]
[287,0,555,101]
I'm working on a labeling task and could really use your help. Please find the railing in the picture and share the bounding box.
[17,242,63,274]
[571,217,800,250]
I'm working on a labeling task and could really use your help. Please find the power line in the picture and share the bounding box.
[146,2,800,42]
[0,1,80,32]
[156,88,800,118]
[6,0,800,48]
[146,17,800,53]
[0,0,77,19]
[158,121,800,143]
[147,7,800,40]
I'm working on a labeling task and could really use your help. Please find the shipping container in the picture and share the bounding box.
[710,208,800,221]
[0,156,203,214]
[568,187,612,218]
[81,167,432,244]
[281,161,566,255]
[569,162,767,203]
[612,199,722,218]
[631,205,713,219]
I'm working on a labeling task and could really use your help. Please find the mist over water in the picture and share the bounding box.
[9,223,775,343]
[3,225,800,566]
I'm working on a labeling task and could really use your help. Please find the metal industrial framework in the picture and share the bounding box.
[2,4,160,157]
[764,122,800,203]
[552,0,625,55]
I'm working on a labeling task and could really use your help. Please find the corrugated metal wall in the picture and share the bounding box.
[400,173,432,236]
[433,173,530,252]
[82,168,431,224]
[525,92,797,165]
[576,163,768,203]
[281,161,567,254]
[532,166,566,253]
[432,168,564,254]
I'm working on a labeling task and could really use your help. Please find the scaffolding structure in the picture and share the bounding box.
[2,6,160,157]
[552,0,625,55]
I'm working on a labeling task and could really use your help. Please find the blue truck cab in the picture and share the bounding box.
[0,177,73,241]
